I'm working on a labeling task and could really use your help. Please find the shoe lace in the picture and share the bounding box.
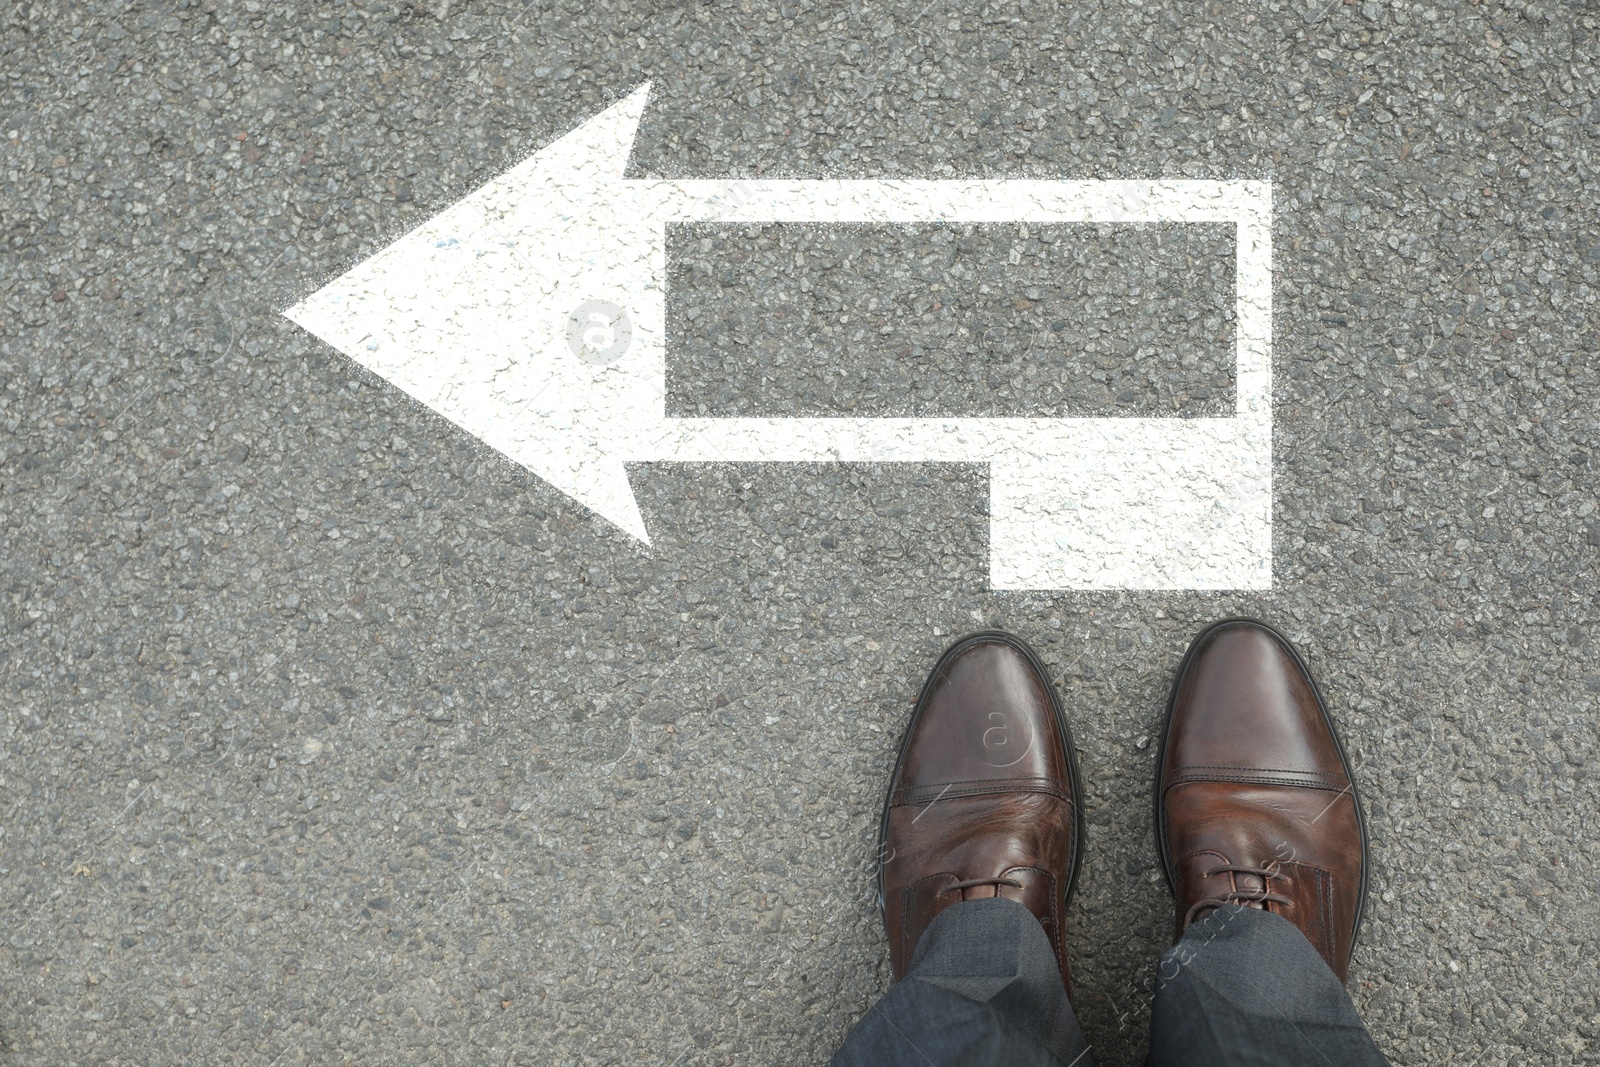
[943,877,1024,895]
[1184,863,1293,926]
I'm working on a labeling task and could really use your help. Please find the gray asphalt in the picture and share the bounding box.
[3,1,1598,1064]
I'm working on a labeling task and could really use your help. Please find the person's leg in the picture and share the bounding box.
[1146,904,1389,1066]
[834,897,1095,1067]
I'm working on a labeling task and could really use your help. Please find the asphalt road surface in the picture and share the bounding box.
[4,1,1599,1064]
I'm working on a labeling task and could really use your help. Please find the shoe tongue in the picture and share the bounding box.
[907,868,1052,920]
[966,878,1027,904]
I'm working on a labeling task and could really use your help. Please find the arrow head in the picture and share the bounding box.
[284,82,660,543]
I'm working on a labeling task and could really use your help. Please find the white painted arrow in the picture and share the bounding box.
[285,82,1273,590]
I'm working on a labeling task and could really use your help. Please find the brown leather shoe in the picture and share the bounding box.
[878,631,1083,989]
[1156,618,1370,983]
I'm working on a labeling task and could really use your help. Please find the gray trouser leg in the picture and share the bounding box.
[833,897,1095,1067]
[1146,904,1391,1067]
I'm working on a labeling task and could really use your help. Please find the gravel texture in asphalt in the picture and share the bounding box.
[2,1,1598,1065]
[666,221,1237,417]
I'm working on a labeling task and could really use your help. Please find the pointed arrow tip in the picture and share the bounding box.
[280,301,311,332]
[539,456,651,547]
[280,292,338,346]
[600,482,652,546]
[624,79,653,108]
[536,80,653,183]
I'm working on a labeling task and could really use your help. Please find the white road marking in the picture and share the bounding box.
[284,82,1273,590]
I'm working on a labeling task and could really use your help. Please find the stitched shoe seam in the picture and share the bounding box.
[891,780,1075,807]
[1163,773,1353,793]
[1169,764,1347,778]
[897,775,1068,789]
